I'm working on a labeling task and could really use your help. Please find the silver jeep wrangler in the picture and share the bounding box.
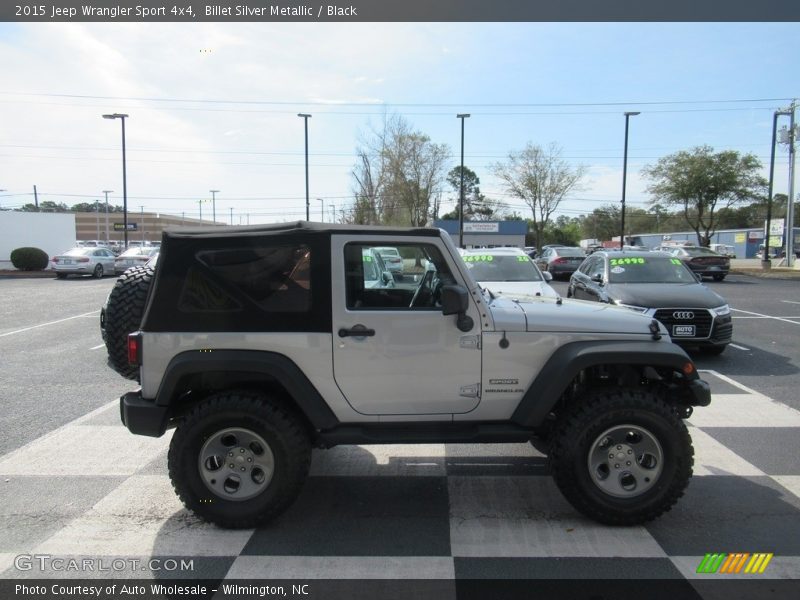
[104,222,710,528]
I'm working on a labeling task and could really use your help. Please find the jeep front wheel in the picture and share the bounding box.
[168,391,311,529]
[548,389,693,525]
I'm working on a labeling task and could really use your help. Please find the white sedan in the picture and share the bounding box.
[460,247,558,299]
[52,247,116,279]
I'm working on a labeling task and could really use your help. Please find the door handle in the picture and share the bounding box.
[338,325,376,338]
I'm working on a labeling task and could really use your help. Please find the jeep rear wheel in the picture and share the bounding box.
[104,265,154,380]
[549,389,693,525]
[168,391,311,529]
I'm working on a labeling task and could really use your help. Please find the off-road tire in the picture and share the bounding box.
[168,391,312,529]
[549,388,693,525]
[104,265,154,380]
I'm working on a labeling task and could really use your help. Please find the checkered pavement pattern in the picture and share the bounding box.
[2,370,800,590]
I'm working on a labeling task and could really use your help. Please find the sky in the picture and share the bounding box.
[0,21,797,226]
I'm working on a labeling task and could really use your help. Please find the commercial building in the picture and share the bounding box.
[433,220,527,248]
[74,211,222,245]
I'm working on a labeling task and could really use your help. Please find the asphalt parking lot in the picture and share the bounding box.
[1,274,799,598]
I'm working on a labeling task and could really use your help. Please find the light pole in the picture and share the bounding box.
[764,110,789,267]
[210,189,219,225]
[140,206,145,244]
[197,199,208,222]
[230,207,234,225]
[330,202,336,224]
[620,111,640,249]
[95,201,100,240]
[102,190,113,243]
[298,113,311,220]
[102,113,129,249]
[456,113,470,248]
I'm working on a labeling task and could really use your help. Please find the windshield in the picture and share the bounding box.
[555,248,585,257]
[608,257,698,284]
[463,254,543,282]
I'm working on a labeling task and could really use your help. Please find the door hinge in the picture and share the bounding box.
[459,383,481,398]
[459,335,481,350]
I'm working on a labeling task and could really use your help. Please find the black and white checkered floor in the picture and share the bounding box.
[2,370,799,593]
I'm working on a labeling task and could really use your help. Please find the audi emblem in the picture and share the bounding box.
[673,311,695,320]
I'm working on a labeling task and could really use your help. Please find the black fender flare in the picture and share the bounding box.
[153,349,340,431]
[511,340,708,428]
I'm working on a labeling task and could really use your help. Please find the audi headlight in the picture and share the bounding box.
[712,304,730,316]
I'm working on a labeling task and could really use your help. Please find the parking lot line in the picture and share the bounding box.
[729,343,751,351]
[90,343,105,350]
[0,310,99,338]
[782,300,800,305]
[730,308,800,326]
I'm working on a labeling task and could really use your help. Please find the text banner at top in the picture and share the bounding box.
[4,0,800,22]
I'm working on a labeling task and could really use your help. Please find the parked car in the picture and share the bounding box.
[362,248,395,289]
[534,246,586,279]
[114,246,160,274]
[460,247,557,299]
[523,246,538,258]
[668,246,730,281]
[52,247,116,279]
[373,246,404,275]
[567,251,732,354]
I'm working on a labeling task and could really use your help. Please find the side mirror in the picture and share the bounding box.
[542,271,553,282]
[591,273,604,284]
[441,284,474,332]
[441,284,469,316]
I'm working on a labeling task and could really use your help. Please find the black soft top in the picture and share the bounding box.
[162,220,442,240]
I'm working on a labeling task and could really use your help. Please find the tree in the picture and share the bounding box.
[643,146,766,246]
[492,142,586,246]
[441,166,510,221]
[350,114,450,227]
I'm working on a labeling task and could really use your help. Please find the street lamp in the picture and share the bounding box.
[298,113,312,220]
[210,189,220,224]
[456,113,470,248]
[102,113,129,249]
[620,111,640,249]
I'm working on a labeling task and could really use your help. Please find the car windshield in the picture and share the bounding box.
[463,254,543,282]
[684,247,722,257]
[555,248,585,257]
[608,257,698,284]
[64,248,93,256]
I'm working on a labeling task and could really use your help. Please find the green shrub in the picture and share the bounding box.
[10,247,49,271]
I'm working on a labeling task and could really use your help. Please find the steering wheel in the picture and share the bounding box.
[409,269,434,308]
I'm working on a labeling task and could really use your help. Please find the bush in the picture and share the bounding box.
[10,247,49,271]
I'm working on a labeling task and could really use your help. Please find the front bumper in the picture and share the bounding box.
[687,378,712,407]
[120,391,169,437]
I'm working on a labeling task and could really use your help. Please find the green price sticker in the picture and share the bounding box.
[610,257,646,266]
[464,255,494,262]
[670,258,682,265]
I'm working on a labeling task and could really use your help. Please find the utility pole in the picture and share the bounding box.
[317,198,324,222]
[785,100,797,268]
[210,189,219,225]
[140,205,145,244]
[95,201,100,240]
[230,207,234,225]
[33,185,39,211]
[330,202,336,224]
[620,111,640,249]
[102,190,113,243]
[298,113,312,220]
[764,110,786,269]
[456,113,470,248]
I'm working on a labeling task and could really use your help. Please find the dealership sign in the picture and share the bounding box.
[765,218,784,236]
[463,222,500,233]
[113,223,138,231]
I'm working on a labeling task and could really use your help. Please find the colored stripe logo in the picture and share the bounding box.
[696,553,773,574]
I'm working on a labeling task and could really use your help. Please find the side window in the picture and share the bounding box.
[180,244,312,313]
[345,243,453,310]
[588,257,605,279]
[579,257,594,275]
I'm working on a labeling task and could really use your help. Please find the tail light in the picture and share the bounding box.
[52,257,59,263]
[127,333,142,366]
[553,257,567,264]
[77,257,90,263]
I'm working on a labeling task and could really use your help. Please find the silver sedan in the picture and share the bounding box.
[52,247,116,279]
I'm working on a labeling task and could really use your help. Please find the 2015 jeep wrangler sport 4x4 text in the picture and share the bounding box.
[105,222,710,528]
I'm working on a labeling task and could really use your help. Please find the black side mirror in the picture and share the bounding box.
[591,273,604,284]
[441,284,469,315]
[441,284,474,332]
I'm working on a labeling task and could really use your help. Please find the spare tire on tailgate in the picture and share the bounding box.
[104,265,154,380]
